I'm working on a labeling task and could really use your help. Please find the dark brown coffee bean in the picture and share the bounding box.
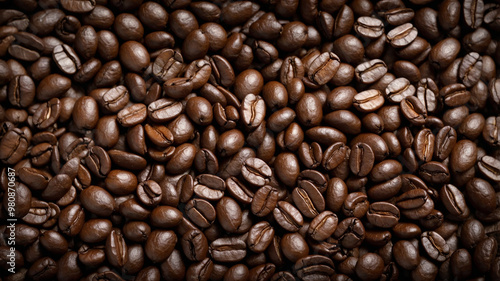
[366,202,400,229]
[273,201,303,232]
[355,59,387,84]
[52,44,81,75]
[466,178,496,213]
[464,0,485,28]
[308,211,338,241]
[387,23,418,48]
[193,174,225,201]
[292,183,325,219]
[248,221,275,253]
[181,229,208,262]
[385,77,415,103]
[333,217,365,249]
[298,142,323,169]
[8,75,35,108]
[241,94,266,129]
[393,240,420,271]
[349,142,374,177]
[400,96,427,126]
[421,231,450,262]
[322,142,349,172]
[396,189,434,220]
[478,156,500,181]
[435,126,457,161]
[145,230,177,264]
[450,140,477,173]
[251,185,278,217]
[147,98,183,123]
[354,16,384,39]
[185,199,216,229]
[413,128,434,162]
[209,238,247,263]
[60,0,96,13]
[152,49,183,82]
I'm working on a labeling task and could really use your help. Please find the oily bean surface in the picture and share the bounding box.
[1,1,500,280]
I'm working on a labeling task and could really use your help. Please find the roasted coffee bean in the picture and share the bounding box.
[324,110,361,135]
[181,229,208,262]
[32,98,61,130]
[296,93,323,127]
[185,199,216,228]
[396,189,434,220]
[0,128,28,164]
[52,44,81,75]
[153,49,183,82]
[322,142,349,172]
[440,83,471,107]
[478,156,500,182]
[366,202,400,228]
[308,211,338,241]
[298,142,323,169]
[435,126,457,161]
[429,38,461,70]
[137,180,162,208]
[241,94,266,129]
[349,142,374,177]
[413,128,434,162]
[307,52,340,86]
[440,184,470,220]
[385,77,415,103]
[251,185,278,217]
[333,217,365,249]
[386,23,418,48]
[80,185,115,217]
[355,59,387,84]
[293,182,325,219]
[8,74,35,108]
[248,221,275,253]
[354,17,384,39]
[421,231,450,262]
[466,178,496,213]
[226,177,254,205]
[393,240,420,270]
[145,230,177,264]
[209,238,247,263]
[450,140,477,173]
[464,0,485,28]
[273,201,304,232]
[147,98,183,123]
[353,89,385,112]
[241,157,271,187]
[401,96,427,126]
[60,0,96,13]
[193,174,225,201]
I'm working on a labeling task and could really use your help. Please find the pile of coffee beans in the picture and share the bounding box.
[1,0,500,280]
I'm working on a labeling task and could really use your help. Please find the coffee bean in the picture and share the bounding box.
[308,211,338,241]
[251,185,278,217]
[60,0,96,13]
[210,238,247,263]
[421,231,450,262]
[387,23,418,48]
[52,44,81,75]
[355,59,387,84]
[248,221,275,253]
[463,0,485,28]
[354,17,384,39]
[353,89,385,112]
[273,201,304,232]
